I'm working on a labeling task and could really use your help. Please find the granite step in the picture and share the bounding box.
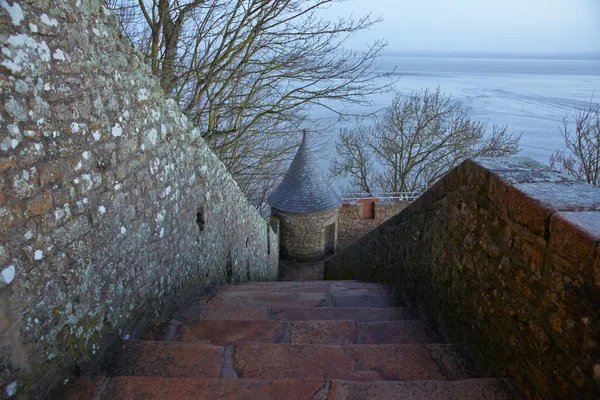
[234,343,480,381]
[225,280,381,288]
[199,306,415,321]
[330,293,398,308]
[221,284,330,293]
[177,320,444,345]
[58,280,521,399]
[107,341,224,378]
[221,281,391,294]
[328,378,520,400]
[269,306,415,321]
[107,341,479,381]
[206,291,401,308]
[206,291,330,308]
[61,376,520,400]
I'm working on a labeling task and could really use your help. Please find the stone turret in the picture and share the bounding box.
[268,133,341,263]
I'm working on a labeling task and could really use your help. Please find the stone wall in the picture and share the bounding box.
[278,259,325,281]
[338,201,408,248]
[0,0,278,397]
[325,158,600,399]
[272,208,338,262]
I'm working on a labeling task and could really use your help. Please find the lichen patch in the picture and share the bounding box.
[1,0,24,26]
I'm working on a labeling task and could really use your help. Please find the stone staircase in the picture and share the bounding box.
[60,281,519,399]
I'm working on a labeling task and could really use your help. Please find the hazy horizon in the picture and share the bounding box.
[319,0,600,54]
[379,49,600,61]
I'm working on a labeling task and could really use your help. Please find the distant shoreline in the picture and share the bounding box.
[381,50,600,61]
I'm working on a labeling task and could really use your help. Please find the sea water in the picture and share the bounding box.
[315,53,600,189]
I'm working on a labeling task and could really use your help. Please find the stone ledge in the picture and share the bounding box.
[326,156,600,399]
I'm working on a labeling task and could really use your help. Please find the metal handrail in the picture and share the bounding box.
[340,192,421,202]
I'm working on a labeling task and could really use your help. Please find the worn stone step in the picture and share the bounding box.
[330,293,399,308]
[234,343,480,382]
[210,291,403,309]
[221,281,391,295]
[328,378,521,399]
[108,341,477,381]
[179,320,287,345]
[207,291,329,307]
[61,377,329,400]
[269,306,416,321]
[329,282,392,294]
[329,286,392,295]
[107,341,225,378]
[199,306,416,321]
[60,376,520,400]
[221,284,329,293]
[357,321,444,344]
[199,306,269,320]
[178,320,444,345]
[229,280,376,287]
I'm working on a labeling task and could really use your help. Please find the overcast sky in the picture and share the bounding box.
[319,0,600,53]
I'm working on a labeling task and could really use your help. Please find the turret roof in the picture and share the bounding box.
[268,133,341,213]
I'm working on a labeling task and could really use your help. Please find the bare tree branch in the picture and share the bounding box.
[550,98,600,186]
[104,0,395,209]
[332,88,521,193]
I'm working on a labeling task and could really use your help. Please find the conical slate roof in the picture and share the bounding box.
[268,134,341,213]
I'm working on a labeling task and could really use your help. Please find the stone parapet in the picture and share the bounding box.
[338,202,408,247]
[326,157,600,399]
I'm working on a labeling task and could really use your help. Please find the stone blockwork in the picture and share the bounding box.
[277,260,326,281]
[272,208,337,262]
[326,157,600,399]
[0,0,278,397]
[338,201,408,248]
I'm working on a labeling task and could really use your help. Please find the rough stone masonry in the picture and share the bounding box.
[326,158,600,399]
[0,0,278,397]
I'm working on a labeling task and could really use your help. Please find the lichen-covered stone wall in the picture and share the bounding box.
[272,208,338,262]
[0,0,278,397]
[325,157,600,399]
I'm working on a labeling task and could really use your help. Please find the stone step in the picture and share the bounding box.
[328,282,393,294]
[107,341,225,378]
[222,281,391,294]
[234,343,480,381]
[199,306,269,320]
[61,376,520,400]
[108,341,479,381]
[206,291,401,308]
[330,293,398,308]
[221,284,330,293]
[207,292,329,308]
[226,280,379,287]
[177,320,444,345]
[328,378,520,400]
[199,306,415,321]
[269,306,415,321]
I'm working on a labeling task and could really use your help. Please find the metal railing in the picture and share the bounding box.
[340,192,422,202]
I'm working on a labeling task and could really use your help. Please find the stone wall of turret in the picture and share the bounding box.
[272,208,338,262]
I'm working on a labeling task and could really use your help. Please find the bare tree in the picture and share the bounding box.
[331,88,521,193]
[549,99,600,187]
[103,0,395,209]
[330,124,376,194]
